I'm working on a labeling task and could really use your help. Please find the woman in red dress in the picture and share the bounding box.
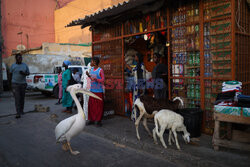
[86,57,105,127]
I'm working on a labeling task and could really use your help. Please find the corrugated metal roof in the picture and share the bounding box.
[66,0,161,29]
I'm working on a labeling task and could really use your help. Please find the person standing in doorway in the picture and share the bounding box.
[86,57,105,127]
[10,53,30,119]
[62,60,73,113]
[152,53,168,100]
[55,68,62,105]
[126,52,146,121]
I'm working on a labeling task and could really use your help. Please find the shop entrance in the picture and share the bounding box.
[123,31,168,117]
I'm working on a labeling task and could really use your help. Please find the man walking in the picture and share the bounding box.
[10,53,30,118]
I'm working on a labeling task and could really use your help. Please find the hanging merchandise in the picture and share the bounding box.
[139,22,143,33]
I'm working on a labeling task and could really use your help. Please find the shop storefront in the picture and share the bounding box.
[67,0,250,134]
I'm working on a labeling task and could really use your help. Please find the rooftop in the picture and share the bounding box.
[66,0,164,29]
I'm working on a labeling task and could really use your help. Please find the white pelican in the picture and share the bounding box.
[55,84,102,155]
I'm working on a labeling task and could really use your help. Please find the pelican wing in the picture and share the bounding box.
[55,116,76,141]
[75,88,102,101]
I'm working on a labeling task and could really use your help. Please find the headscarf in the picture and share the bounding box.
[63,60,71,66]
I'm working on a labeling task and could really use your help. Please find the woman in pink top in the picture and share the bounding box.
[56,68,63,105]
[86,57,105,127]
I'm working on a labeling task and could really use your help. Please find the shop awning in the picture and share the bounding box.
[66,0,165,29]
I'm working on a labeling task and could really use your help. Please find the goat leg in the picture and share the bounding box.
[168,130,172,145]
[142,117,152,137]
[152,128,158,144]
[159,125,167,149]
[168,130,175,145]
[135,112,144,140]
[172,130,181,150]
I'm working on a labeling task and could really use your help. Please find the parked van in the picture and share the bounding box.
[26,65,88,98]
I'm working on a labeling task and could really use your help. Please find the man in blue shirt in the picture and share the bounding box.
[10,53,30,118]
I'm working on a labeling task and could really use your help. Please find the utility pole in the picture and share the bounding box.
[0,0,3,93]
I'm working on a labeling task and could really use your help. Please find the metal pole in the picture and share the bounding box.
[122,23,125,115]
[167,6,171,100]
[199,0,205,132]
[0,0,3,93]
[231,0,236,80]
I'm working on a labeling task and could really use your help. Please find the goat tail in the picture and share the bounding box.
[173,96,184,108]
[154,115,160,136]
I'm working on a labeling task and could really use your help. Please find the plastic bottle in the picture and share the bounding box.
[186,9,190,23]
[196,84,200,98]
[191,84,195,98]
[208,51,212,64]
[191,100,195,108]
[195,37,199,49]
[209,64,212,77]
[204,37,210,49]
[187,85,190,97]
[191,25,195,34]
[192,69,196,77]
[184,52,187,64]
[195,25,199,33]
[139,22,143,32]
[191,38,195,50]
[192,53,196,65]
[190,6,194,22]
[204,64,208,77]
[188,53,193,65]
[204,51,207,64]
[188,68,192,77]
[196,52,200,65]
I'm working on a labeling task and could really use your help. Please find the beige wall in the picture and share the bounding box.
[42,43,91,57]
[54,0,126,43]
[3,42,91,70]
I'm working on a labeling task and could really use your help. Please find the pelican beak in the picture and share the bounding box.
[76,88,102,101]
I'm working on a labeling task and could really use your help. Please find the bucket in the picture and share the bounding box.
[176,108,203,138]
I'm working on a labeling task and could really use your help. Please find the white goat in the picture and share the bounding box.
[153,109,190,150]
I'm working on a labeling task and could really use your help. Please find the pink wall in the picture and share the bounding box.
[1,0,57,58]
